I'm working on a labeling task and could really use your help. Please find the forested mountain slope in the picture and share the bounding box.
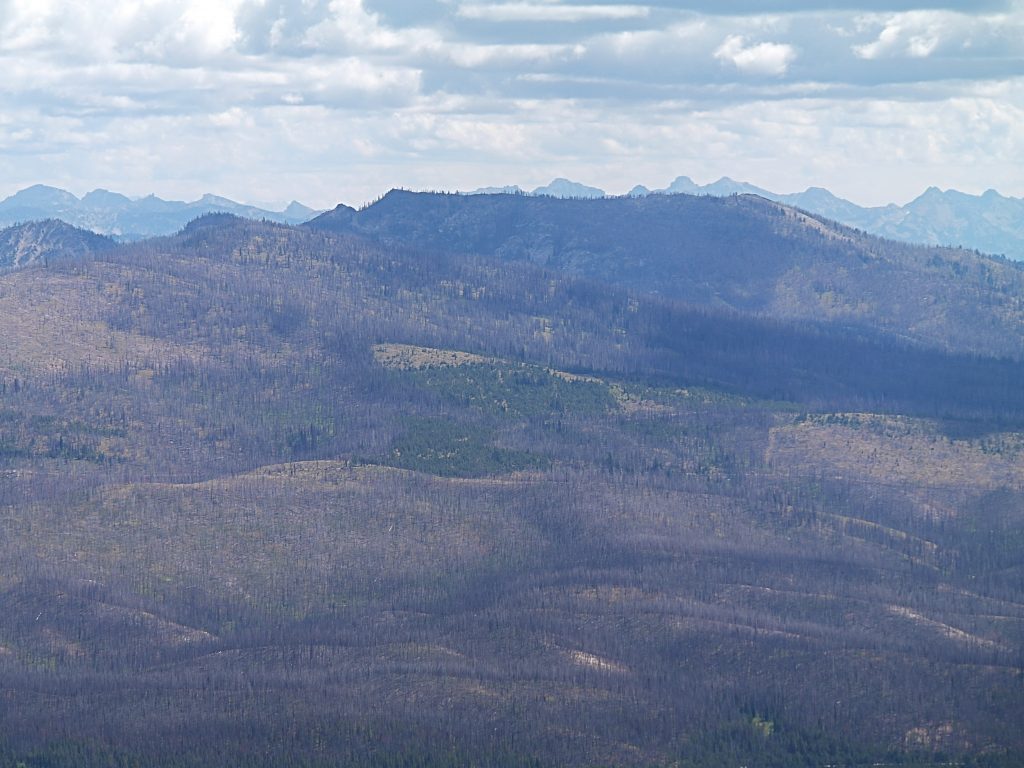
[0,219,116,270]
[0,215,1022,767]
[479,176,1024,261]
[309,191,1024,359]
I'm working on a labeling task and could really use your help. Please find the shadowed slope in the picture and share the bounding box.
[310,191,1024,358]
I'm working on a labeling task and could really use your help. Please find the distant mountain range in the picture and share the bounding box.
[0,185,321,240]
[469,178,606,200]
[470,177,1024,261]
[7,178,1022,262]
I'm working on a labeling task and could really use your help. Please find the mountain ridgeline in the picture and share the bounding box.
[646,178,1024,263]
[309,190,1024,359]
[0,198,1022,767]
[0,219,116,270]
[477,175,1024,261]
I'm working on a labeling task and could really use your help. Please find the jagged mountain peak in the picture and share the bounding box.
[196,193,236,206]
[283,200,319,218]
[531,178,606,199]
[0,185,323,239]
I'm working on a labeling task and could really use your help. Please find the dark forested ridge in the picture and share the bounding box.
[0,212,1022,767]
[309,190,1024,359]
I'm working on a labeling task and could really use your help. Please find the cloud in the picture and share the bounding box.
[444,42,583,67]
[636,0,1015,12]
[457,3,651,22]
[0,0,249,64]
[713,35,796,76]
[0,0,1023,209]
[851,8,1024,60]
[853,12,945,59]
[144,1,245,61]
[303,0,443,54]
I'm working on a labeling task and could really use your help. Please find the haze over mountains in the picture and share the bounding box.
[0,184,321,240]
[4,175,1022,263]
[470,176,1024,262]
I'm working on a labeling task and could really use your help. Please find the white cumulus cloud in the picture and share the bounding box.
[853,12,943,59]
[851,8,1024,60]
[714,35,796,76]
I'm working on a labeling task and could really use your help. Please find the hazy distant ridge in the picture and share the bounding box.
[0,185,322,240]
[470,177,1024,260]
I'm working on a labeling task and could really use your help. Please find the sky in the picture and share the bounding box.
[0,0,1022,209]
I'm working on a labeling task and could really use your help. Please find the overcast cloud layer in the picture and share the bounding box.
[1,0,1022,208]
